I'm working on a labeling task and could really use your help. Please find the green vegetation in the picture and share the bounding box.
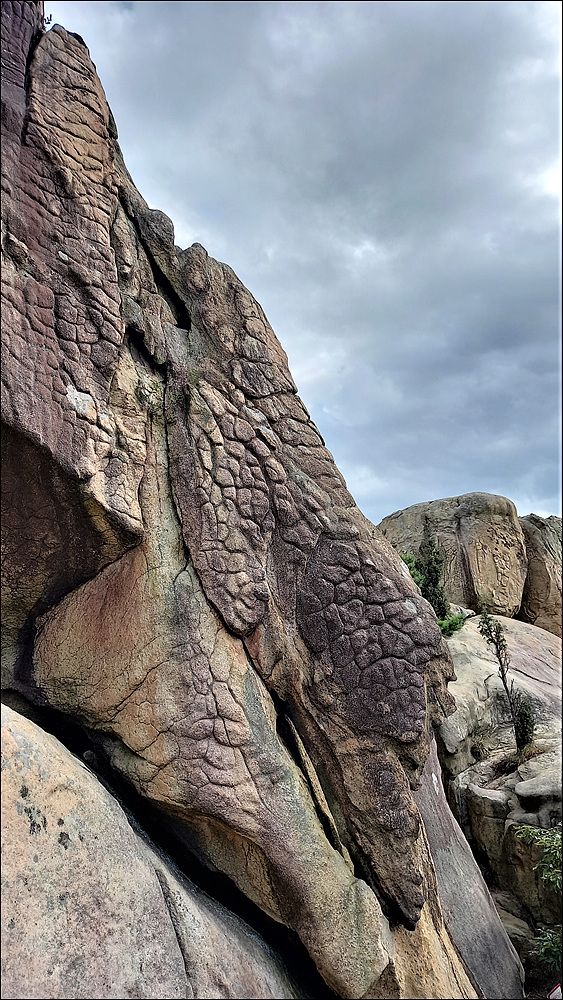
[515,824,562,892]
[515,825,563,978]
[400,552,424,589]
[437,612,466,637]
[477,610,536,754]
[416,521,450,620]
[532,926,562,975]
[512,690,537,759]
[401,523,466,636]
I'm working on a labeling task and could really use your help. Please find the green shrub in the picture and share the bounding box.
[515,824,562,892]
[532,925,562,974]
[478,610,536,753]
[401,522,450,619]
[400,552,424,589]
[416,521,450,620]
[516,826,562,977]
[512,690,537,757]
[402,529,466,636]
[437,612,466,637]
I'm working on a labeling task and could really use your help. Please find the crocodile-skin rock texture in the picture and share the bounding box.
[1,4,523,998]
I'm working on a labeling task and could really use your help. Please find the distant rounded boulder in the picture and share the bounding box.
[518,514,562,637]
[378,492,528,617]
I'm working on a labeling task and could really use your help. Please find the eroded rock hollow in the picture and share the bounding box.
[1,3,525,998]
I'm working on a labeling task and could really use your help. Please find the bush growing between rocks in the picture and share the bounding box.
[516,826,562,980]
[437,612,467,637]
[533,926,562,976]
[516,825,562,892]
[416,521,450,620]
[400,552,424,589]
[401,525,466,636]
[513,691,537,758]
[477,610,536,754]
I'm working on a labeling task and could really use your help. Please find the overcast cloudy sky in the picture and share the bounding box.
[46,1,561,522]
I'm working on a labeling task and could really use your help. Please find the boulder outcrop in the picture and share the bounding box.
[1,3,524,998]
[439,616,561,777]
[1,704,301,1000]
[439,617,562,976]
[378,493,528,617]
[518,515,562,637]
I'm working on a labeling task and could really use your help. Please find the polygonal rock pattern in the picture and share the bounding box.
[378,493,528,617]
[0,4,521,998]
[518,514,562,637]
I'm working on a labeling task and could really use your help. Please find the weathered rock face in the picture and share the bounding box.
[1,0,143,681]
[1,4,523,998]
[439,616,562,777]
[378,493,528,617]
[414,741,525,1000]
[518,515,562,637]
[438,617,562,969]
[449,754,562,964]
[1,704,301,1000]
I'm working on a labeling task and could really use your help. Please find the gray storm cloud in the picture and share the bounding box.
[46,0,562,522]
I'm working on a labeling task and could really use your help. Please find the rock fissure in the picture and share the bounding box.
[0,4,533,998]
[269,686,353,869]
[154,868,197,1000]
[1,689,338,999]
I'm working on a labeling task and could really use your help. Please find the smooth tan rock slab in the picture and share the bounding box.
[415,742,524,1000]
[440,615,562,773]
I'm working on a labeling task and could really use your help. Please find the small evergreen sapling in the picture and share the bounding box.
[401,524,465,635]
[437,612,466,637]
[478,610,536,753]
[416,521,450,620]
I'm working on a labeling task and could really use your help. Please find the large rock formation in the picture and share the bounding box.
[438,617,562,975]
[518,515,562,637]
[1,4,523,997]
[439,616,561,778]
[378,493,528,617]
[1,704,301,1000]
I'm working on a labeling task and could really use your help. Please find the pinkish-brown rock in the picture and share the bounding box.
[0,4,522,997]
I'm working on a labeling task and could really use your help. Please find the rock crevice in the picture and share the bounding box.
[1,4,524,998]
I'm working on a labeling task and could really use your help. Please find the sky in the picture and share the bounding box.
[45,1,562,523]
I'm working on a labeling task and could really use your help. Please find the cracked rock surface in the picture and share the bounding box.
[1,3,523,998]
